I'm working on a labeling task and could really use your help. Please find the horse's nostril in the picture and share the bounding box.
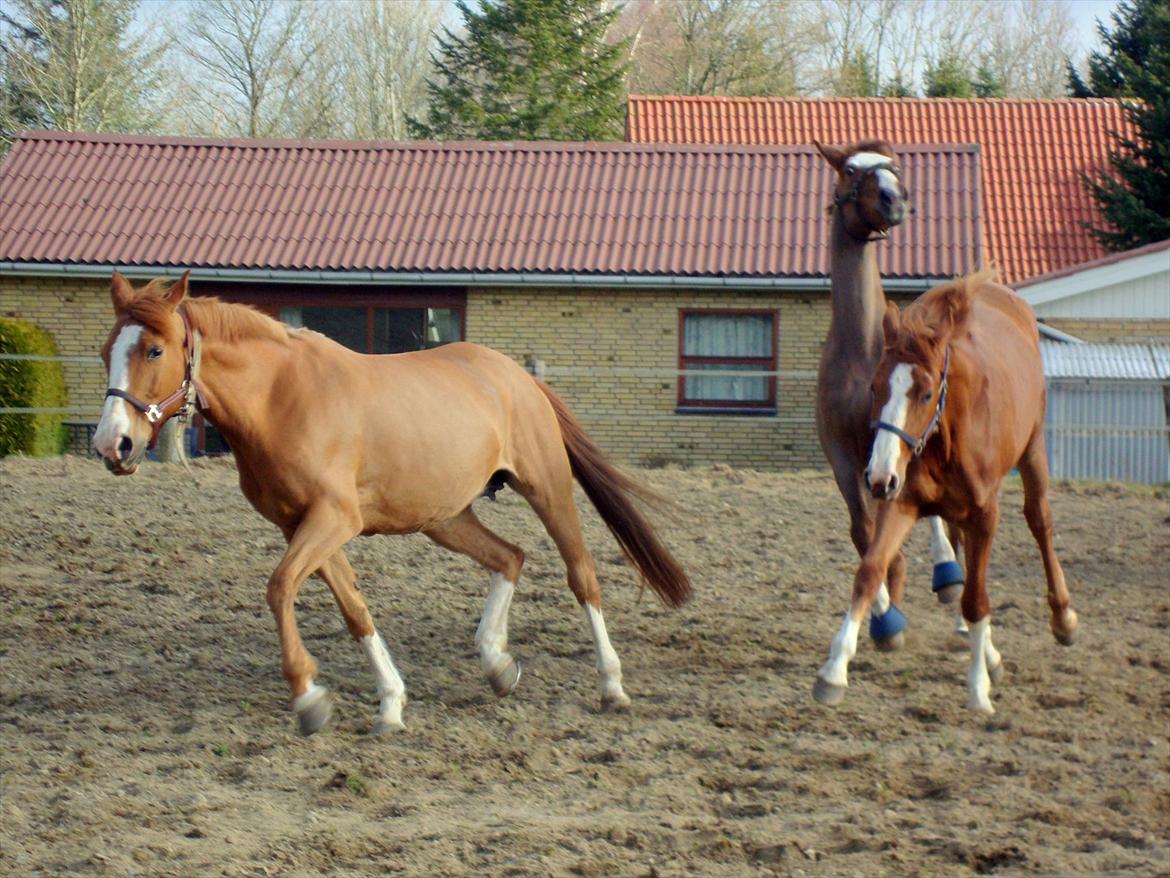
[117,435,133,460]
[888,474,899,494]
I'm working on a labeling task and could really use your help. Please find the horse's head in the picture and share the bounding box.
[94,272,193,475]
[815,139,908,241]
[866,286,969,500]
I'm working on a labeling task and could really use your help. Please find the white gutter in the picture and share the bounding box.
[0,261,939,292]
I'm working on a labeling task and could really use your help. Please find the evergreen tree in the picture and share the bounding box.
[1079,0,1170,250]
[880,71,914,98]
[0,0,162,155]
[833,47,879,97]
[924,51,974,98]
[410,0,628,141]
[973,57,1005,98]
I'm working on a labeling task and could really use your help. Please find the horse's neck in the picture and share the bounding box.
[827,212,886,363]
[192,331,288,452]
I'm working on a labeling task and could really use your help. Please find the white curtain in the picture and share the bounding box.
[683,314,772,402]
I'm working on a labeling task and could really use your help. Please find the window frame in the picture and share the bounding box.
[676,308,778,414]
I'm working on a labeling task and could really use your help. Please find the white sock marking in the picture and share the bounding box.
[873,581,891,616]
[819,612,862,689]
[361,631,406,726]
[94,324,142,459]
[868,363,913,487]
[967,617,995,714]
[476,572,515,677]
[929,517,957,565]
[585,604,627,704]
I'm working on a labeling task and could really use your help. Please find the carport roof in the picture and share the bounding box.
[0,131,980,282]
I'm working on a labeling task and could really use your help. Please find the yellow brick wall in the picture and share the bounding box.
[1040,318,1170,345]
[0,276,110,416]
[466,286,859,470]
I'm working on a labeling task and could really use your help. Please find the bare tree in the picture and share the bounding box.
[175,0,328,138]
[1,0,164,152]
[335,0,443,139]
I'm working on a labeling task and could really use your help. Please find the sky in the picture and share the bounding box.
[1067,0,1121,57]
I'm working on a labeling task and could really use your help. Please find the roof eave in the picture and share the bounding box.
[0,262,943,291]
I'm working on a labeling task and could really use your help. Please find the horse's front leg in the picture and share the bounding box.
[960,503,1004,715]
[815,502,917,705]
[268,504,360,736]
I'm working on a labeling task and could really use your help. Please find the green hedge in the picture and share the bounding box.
[0,318,68,457]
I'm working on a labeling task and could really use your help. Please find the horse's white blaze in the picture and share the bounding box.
[847,151,900,198]
[967,617,995,714]
[476,572,515,676]
[868,363,914,486]
[585,603,627,703]
[873,581,891,616]
[93,324,142,458]
[819,611,861,688]
[361,631,406,726]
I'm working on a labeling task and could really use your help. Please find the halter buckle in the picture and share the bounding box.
[145,404,164,424]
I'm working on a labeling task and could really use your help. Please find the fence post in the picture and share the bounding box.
[156,420,184,464]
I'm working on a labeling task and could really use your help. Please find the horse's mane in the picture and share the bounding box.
[124,278,290,346]
[893,269,998,357]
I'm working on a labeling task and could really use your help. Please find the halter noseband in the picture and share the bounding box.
[834,159,901,242]
[870,347,950,458]
[105,307,207,449]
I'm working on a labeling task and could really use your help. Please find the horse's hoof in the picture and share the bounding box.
[934,583,962,605]
[873,631,905,653]
[372,715,406,735]
[932,561,964,602]
[1051,609,1078,646]
[293,687,333,737]
[489,658,521,697]
[967,698,995,716]
[813,676,846,706]
[869,604,908,647]
[988,660,1005,685]
[601,691,632,713]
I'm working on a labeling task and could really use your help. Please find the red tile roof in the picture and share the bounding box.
[627,96,1135,283]
[0,130,980,281]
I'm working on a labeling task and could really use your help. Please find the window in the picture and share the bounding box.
[279,306,463,354]
[678,310,776,412]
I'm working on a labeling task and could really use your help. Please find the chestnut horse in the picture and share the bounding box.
[813,272,1078,713]
[94,273,691,735]
[814,139,965,652]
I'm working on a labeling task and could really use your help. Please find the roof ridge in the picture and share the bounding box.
[10,130,979,156]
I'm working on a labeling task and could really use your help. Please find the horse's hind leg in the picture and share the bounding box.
[512,465,631,712]
[1018,431,1078,645]
[316,550,407,734]
[425,508,526,697]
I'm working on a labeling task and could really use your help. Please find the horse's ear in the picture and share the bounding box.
[882,300,901,345]
[164,271,190,309]
[111,272,134,313]
[815,140,846,171]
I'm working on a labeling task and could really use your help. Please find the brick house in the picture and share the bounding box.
[0,132,979,468]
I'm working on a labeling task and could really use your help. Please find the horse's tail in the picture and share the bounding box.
[536,380,692,608]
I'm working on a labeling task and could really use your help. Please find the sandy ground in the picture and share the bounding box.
[1,455,1167,878]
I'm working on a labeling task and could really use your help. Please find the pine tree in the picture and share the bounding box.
[410,0,628,141]
[1078,0,1170,250]
[924,51,974,98]
[973,57,1005,98]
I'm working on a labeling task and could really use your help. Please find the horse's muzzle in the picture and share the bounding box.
[868,471,900,501]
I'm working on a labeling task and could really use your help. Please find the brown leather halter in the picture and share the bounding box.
[105,308,207,449]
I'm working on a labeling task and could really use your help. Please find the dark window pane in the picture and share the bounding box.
[281,306,368,352]
[374,309,424,354]
[424,308,462,347]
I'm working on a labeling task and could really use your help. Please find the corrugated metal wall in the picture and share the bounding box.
[1045,379,1170,484]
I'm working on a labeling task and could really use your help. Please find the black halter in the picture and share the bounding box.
[833,159,902,242]
[105,307,207,449]
[871,347,950,458]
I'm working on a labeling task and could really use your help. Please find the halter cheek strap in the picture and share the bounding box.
[871,347,950,458]
[105,308,208,450]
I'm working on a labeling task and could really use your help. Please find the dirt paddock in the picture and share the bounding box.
[1,456,1167,877]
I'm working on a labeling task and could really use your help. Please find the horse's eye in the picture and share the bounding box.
[146,346,163,361]
[845,166,855,176]
[922,391,933,403]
